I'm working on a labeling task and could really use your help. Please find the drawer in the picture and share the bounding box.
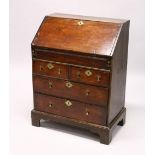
[34,93,107,125]
[33,75,108,106]
[70,66,110,87]
[33,59,68,79]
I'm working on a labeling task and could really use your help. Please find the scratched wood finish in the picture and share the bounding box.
[34,93,107,125]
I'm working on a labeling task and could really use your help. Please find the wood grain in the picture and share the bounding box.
[34,93,107,125]
[33,75,108,106]
[31,13,130,144]
[33,59,68,79]
[32,16,121,56]
[70,66,110,87]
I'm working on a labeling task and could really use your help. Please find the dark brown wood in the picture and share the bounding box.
[33,59,110,87]
[32,49,111,70]
[107,21,130,124]
[70,66,110,87]
[34,93,107,125]
[33,59,68,79]
[33,75,109,106]
[31,13,130,145]
[32,16,121,56]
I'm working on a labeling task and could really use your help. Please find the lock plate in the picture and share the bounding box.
[47,63,54,69]
[77,21,84,26]
[85,70,92,76]
[65,100,72,107]
[66,82,73,88]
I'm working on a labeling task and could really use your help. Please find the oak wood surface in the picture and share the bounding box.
[32,49,111,70]
[32,16,121,56]
[31,13,130,144]
[33,59,68,79]
[34,93,107,125]
[107,21,130,124]
[33,75,108,106]
[70,66,110,87]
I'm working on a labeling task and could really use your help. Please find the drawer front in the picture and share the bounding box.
[33,75,108,106]
[70,66,110,87]
[34,93,107,125]
[33,60,68,79]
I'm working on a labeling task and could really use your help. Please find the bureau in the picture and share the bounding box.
[31,13,130,144]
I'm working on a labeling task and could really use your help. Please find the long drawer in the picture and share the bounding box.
[34,93,107,125]
[33,75,108,106]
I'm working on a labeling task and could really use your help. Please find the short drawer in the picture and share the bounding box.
[34,93,107,125]
[70,66,110,87]
[33,75,108,106]
[33,59,68,79]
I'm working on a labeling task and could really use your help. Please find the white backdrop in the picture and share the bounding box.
[10,0,145,155]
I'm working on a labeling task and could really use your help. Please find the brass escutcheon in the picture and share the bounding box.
[66,82,73,88]
[65,100,72,107]
[47,63,54,70]
[77,21,84,26]
[85,70,92,76]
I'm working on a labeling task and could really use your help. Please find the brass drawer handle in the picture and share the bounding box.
[97,75,101,81]
[49,104,53,108]
[86,112,89,116]
[85,89,90,96]
[65,100,72,107]
[77,71,81,79]
[49,81,53,88]
[40,65,44,71]
[58,68,61,75]
[85,70,92,76]
[48,101,53,108]
[85,108,89,116]
[66,82,73,88]
[47,63,54,70]
[107,61,111,65]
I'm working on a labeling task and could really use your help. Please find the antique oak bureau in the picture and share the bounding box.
[31,13,130,144]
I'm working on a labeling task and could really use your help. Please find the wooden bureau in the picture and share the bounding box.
[31,13,130,144]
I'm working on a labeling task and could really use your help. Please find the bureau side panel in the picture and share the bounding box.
[108,21,130,124]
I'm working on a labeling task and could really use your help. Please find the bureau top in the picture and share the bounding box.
[32,13,129,57]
